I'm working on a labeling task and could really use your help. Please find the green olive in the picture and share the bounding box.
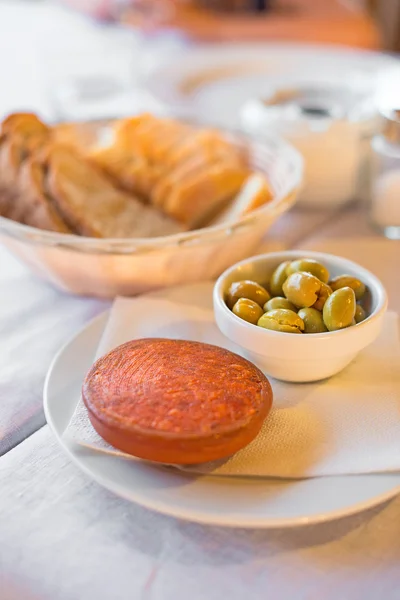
[226,280,270,309]
[263,297,296,312]
[312,282,332,311]
[269,261,291,297]
[362,287,373,316]
[232,298,264,325]
[287,258,330,284]
[298,308,328,333]
[259,280,271,294]
[323,287,356,331]
[257,309,304,334]
[355,304,367,323]
[329,275,366,301]
[282,272,321,308]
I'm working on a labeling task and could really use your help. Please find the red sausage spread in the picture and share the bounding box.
[82,338,273,464]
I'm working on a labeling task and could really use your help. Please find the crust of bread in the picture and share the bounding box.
[17,158,73,233]
[0,112,49,139]
[0,114,58,226]
[151,153,216,209]
[90,147,155,199]
[164,129,244,169]
[164,160,249,228]
[89,117,251,228]
[210,173,274,226]
[46,145,184,238]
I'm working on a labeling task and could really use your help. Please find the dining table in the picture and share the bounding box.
[1,2,400,599]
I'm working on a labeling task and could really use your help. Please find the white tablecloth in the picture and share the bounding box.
[0,246,106,455]
[1,3,400,599]
[1,427,400,600]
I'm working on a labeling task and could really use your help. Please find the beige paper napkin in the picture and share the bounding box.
[65,282,400,478]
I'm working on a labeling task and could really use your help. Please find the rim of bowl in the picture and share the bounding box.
[214,250,388,340]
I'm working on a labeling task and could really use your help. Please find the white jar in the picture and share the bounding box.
[241,84,378,210]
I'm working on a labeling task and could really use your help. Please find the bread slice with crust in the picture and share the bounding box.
[0,113,187,238]
[0,113,52,221]
[0,136,18,217]
[0,112,272,237]
[90,145,155,200]
[163,129,245,170]
[46,145,184,238]
[163,159,249,228]
[211,173,274,226]
[0,112,49,140]
[89,115,251,228]
[17,157,73,233]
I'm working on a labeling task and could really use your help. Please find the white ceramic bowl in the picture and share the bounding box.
[213,250,388,383]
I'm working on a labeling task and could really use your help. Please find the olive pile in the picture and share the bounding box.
[226,258,369,334]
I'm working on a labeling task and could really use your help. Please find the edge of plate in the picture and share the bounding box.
[43,306,400,529]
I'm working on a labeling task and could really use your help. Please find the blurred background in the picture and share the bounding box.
[0,0,398,122]
[48,0,398,48]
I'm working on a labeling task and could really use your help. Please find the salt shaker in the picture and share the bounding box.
[369,109,400,239]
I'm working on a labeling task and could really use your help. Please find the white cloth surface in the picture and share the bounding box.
[0,245,107,454]
[67,288,400,478]
[1,426,400,600]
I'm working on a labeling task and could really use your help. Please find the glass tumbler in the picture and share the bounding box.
[369,109,400,240]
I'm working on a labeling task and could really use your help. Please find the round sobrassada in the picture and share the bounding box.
[82,339,273,464]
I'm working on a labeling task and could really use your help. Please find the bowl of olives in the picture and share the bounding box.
[213,251,388,382]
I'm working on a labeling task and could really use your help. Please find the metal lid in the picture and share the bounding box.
[259,82,379,125]
[381,108,400,144]
[261,86,345,121]
[241,81,380,140]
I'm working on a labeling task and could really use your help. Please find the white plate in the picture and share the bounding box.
[44,285,400,528]
[144,42,399,128]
